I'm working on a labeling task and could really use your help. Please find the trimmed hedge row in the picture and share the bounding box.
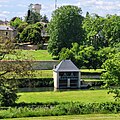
[17,78,104,88]
[0,102,120,119]
[17,78,53,88]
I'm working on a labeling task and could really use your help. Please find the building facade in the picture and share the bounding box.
[53,60,81,89]
[0,25,14,42]
[29,4,41,14]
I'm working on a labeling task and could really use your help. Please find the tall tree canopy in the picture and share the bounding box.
[15,22,28,42]
[25,10,41,24]
[101,51,120,101]
[47,5,84,56]
[20,22,43,44]
[83,14,120,49]
[10,17,23,28]
[102,15,120,47]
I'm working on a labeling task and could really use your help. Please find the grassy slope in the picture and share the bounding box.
[17,90,114,103]
[20,50,53,60]
[6,114,120,120]
[4,50,53,60]
[3,49,104,79]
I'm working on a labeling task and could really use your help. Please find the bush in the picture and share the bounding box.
[0,85,18,107]
[17,78,53,88]
[1,102,120,119]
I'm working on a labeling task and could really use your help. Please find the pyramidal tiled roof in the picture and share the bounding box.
[53,60,79,72]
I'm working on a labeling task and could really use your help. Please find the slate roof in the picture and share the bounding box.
[0,26,13,31]
[53,60,79,72]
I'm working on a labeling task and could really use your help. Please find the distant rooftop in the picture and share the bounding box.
[53,60,79,72]
[0,26,13,31]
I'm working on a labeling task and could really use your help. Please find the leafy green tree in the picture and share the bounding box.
[101,52,120,101]
[0,39,33,106]
[10,17,23,28]
[59,43,99,69]
[77,46,99,69]
[15,22,28,42]
[83,13,105,49]
[47,5,84,56]
[20,22,43,44]
[59,47,74,61]
[97,47,116,66]
[17,22,28,33]
[10,17,28,42]
[102,15,120,47]
[83,14,120,49]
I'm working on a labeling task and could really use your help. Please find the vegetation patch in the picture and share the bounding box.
[5,114,120,120]
[3,50,53,60]
[17,90,114,103]
[0,102,120,119]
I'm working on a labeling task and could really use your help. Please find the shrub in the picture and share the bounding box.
[0,85,18,107]
[0,102,120,119]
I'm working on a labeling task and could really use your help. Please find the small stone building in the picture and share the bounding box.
[53,60,81,89]
[0,25,14,42]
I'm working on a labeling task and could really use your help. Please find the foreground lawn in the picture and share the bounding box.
[17,90,114,103]
[6,114,120,120]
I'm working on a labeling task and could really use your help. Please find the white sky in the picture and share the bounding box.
[0,0,120,21]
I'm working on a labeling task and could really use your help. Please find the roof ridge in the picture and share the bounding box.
[53,60,79,72]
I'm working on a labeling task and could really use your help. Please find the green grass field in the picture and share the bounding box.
[20,50,53,60]
[4,50,53,60]
[6,114,120,120]
[17,90,114,103]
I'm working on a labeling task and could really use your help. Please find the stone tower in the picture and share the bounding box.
[29,4,41,14]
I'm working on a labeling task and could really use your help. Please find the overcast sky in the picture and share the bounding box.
[0,0,120,21]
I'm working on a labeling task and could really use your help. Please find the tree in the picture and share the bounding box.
[101,52,120,101]
[14,22,28,42]
[47,5,84,56]
[83,14,106,49]
[59,47,74,61]
[59,43,99,69]
[20,22,43,44]
[10,17,23,28]
[25,10,41,24]
[102,15,120,47]
[97,47,116,67]
[78,46,99,69]
[83,14,120,49]
[0,39,33,106]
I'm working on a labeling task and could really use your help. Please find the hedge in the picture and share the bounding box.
[0,102,120,119]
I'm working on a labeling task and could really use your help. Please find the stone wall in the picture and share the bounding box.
[0,60,59,71]
[31,60,59,70]
[17,44,38,50]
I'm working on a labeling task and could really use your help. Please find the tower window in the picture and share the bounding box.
[6,32,8,36]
